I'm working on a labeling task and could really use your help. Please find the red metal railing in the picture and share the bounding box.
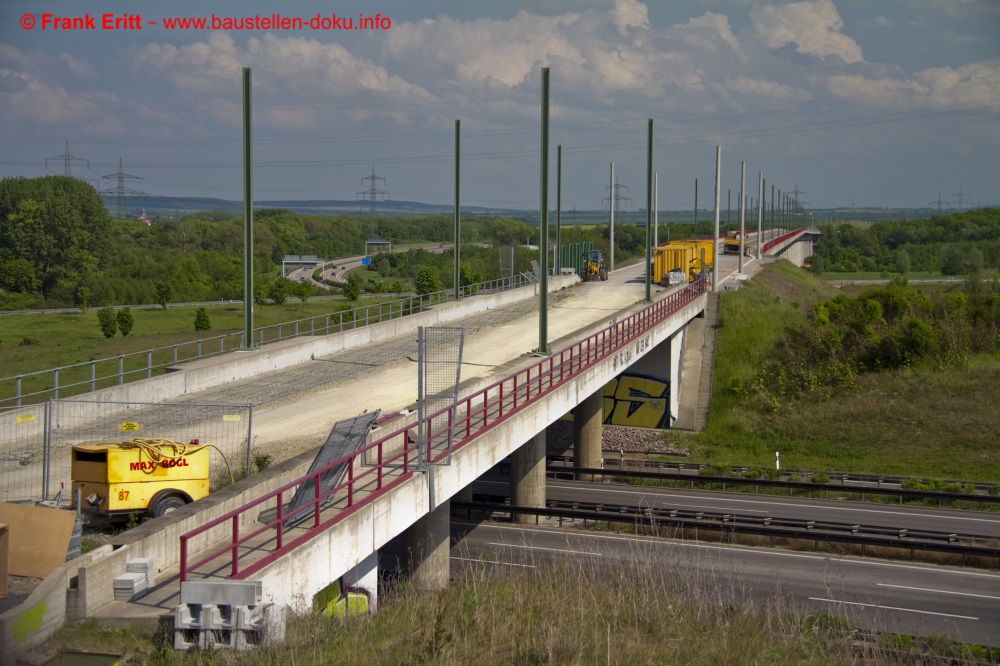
[761,227,808,255]
[179,278,708,582]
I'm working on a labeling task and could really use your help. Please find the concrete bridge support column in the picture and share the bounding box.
[573,389,602,479]
[511,431,546,524]
[667,331,684,425]
[404,500,450,591]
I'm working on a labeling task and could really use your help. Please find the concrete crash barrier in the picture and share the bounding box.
[173,602,285,651]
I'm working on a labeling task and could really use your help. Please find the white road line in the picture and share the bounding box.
[450,556,536,569]
[546,482,1000,524]
[876,584,1000,600]
[455,522,1000,579]
[486,542,603,556]
[808,597,978,621]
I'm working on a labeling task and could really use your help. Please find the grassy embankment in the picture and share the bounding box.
[692,260,1000,482]
[0,297,401,402]
[48,560,990,665]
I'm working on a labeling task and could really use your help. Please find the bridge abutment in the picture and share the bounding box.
[573,389,603,479]
[511,431,546,523]
[403,499,450,591]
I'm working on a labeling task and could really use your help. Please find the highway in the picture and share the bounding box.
[447,520,1000,647]
[473,478,1000,539]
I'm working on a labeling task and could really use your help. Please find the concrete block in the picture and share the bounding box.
[113,572,146,600]
[174,603,222,630]
[181,580,262,606]
[235,604,286,650]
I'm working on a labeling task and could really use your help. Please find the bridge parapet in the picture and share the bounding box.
[178,279,709,593]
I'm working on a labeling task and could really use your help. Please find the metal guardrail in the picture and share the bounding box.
[545,463,1000,506]
[761,227,808,254]
[455,499,1000,562]
[178,278,708,582]
[0,274,535,408]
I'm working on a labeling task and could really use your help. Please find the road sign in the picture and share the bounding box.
[361,257,371,266]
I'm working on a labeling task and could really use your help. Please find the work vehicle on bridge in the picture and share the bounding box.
[723,230,746,255]
[581,249,608,282]
[653,240,713,286]
[71,438,215,520]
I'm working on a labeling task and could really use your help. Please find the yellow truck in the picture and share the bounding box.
[71,439,212,519]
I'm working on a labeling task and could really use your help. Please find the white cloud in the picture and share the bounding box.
[665,12,741,54]
[750,0,864,64]
[864,16,895,29]
[612,0,650,35]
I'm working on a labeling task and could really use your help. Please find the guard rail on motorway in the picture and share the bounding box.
[178,278,708,582]
[0,274,535,407]
[454,500,1000,562]
[547,466,1000,510]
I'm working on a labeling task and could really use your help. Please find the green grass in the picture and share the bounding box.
[47,562,879,665]
[0,297,404,403]
[696,260,1000,482]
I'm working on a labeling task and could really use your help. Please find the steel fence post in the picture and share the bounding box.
[118,356,124,384]
[90,363,96,392]
[53,368,59,399]
[15,376,21,406]
[246,404,253,479]
[42,399,51,500]
[197,340,202,359]
[173,345,178,364]
[147,351,152,378]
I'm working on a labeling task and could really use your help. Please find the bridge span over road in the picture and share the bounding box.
[2,260,716,655]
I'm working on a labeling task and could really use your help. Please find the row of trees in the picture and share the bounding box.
[0,175,660,311]
[809,209,1000,275]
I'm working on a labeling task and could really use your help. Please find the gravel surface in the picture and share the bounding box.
[545,421,689,457]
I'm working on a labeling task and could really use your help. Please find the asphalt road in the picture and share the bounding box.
[472,478,1000,539]
[447,520,1000,647]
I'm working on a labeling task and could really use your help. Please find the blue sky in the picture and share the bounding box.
[1,0,998,212]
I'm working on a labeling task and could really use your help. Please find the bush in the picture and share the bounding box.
[392,279,404,296]
[343,274,362,301]
[116,307,134,337]
[97,307,117,338]
[18,336,39,346]
[194,307,212,331]
[75,286,91,313]
[155,282,172,309]
[414,266,442,296]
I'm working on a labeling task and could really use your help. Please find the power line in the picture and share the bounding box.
[99,158,148,220]
[44,140,89,177]
[357,166,390,240]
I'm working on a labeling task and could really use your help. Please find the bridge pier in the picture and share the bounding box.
[511,431,546,523]
[403,500,450,591]
[573,389,602,479]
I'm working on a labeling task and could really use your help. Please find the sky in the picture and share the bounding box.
[1,0,998,213]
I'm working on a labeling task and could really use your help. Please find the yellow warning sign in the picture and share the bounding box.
[222,415,241,422]
[119,422,141,432]
[16,415,35,423]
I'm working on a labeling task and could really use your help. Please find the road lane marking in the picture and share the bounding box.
[453,521,1000,579]
[808,597,978,620]
[451,556,535,569]
[546,482,1000,525]
[876,584,1000,600]
[487,542,603,556]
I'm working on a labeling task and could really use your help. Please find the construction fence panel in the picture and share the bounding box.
[0,403,48,503]
[48,399,254,498]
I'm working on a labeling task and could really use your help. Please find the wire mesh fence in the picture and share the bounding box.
[0,403,48,503]
[417,326,465,467]
[0,399,253,504]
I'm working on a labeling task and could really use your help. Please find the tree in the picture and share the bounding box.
[155,282,172,309]
[0,176,113,298]
[343,273,362,301]
[116,307,134,337]
[414,266,443,296]
[939,245,965,276]
[97,307,117,338]
[296,281,311,303]
[392,279,404,296]
[194,307,212,331]
[76,286,91,313]
[895,248,911,275]
[376,257,392,278]
[266,279,288,305]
